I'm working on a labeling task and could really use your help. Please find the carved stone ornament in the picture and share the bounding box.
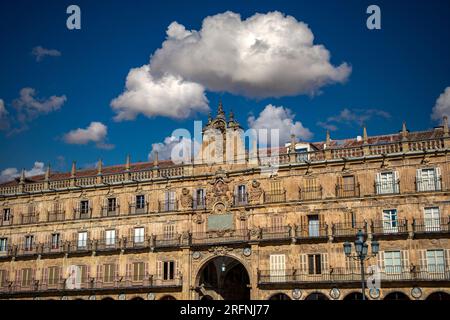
[193,213,204,224]
[249,227,261,240]
[248,180,263,204]
[208,246,233,255]
[207,168,232,207]
[212,202,227,215]
[180,187,193,209]
[238,210,247,221]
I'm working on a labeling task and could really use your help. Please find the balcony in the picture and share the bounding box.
[15,243,40,257]
[416,177,442,192]
[375,180,400,195]
[19,214,38,225]
[153,235,180,249]
[295,224,328,242]
[191,230,249,246]
[260,226,291,242]
[101,206,119,217]
[41,241,67,255]
[67,240,94,254]
[193,197,207,210]
[232,193,248,207]
[263,190,286,204]
[47,210,65,222]
[299,186,322,201]
[95,238,122,252]
[123,237,150,250]
[129,202,148,215]
[413,217,450,236]
[0,245,15,259]
[158,200,178,213]
[73,208,92,220]
[371,219,409,238]
[0,217,13,227]
[258,267,450,287]
[335,183,360,198]
[332,222,367,240]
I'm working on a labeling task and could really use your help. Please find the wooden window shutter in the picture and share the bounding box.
[96,264,103,281]
[445,249,450,269]
[419,250,427,270]
[43,268,49,284]
[175,260,180,278]
[126,263,132,279]
[377,251,385,270]
[321,253,329,273]
[435,167,442,190]
[300,215,307,228]
[401,250,410,271]
[144,262,149,278]
[115,263,119,279]
[15,270,20,284]
[156,261,162,279]
[393,171,399,193]
[416,169,422,192]
[300,254,307,273]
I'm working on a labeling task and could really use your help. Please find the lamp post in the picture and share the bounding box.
[343,230,379,300]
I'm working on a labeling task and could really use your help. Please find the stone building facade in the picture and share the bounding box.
[0,104,449,300]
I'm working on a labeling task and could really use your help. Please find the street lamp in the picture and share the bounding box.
[343,230,379,300]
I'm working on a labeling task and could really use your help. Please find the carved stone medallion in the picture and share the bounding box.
[180,188,193,209]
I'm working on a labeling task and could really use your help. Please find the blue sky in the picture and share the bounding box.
[0,0,449,178]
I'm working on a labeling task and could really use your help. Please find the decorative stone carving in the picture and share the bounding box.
[212,202,226,215]
[193,213,204,224]
[180,188,193,209]
[206,168,232,208]
[208,246,233,255]
[248,180,263,204]
[238,210,247,221]
[249,227,261,240]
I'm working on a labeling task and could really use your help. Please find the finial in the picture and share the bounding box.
[154,151,159,167]
[229,109,234,121]
[71,161,76,178]
[363,126,368,144]
[45,164,51,181]
[443,116,449,136]
[326,130,331,145]
[97,159,103,175]
[290,134,296,153]
[20,169,25,183]
[207,112,212,124]
[125,154,131,171]
[217,99,225,119]
[401,121,408,140]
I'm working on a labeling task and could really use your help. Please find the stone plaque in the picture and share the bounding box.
[207,213,233,231]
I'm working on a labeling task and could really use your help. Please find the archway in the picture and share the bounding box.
[269,293,291,300]
[196,255,250,300]
[101,297,115,301]
[384,292,410,300]
[130,296,144,301]
[426,292,450,301]
[305,292,329,300]
[343,292,364,300]
[160,295,176,300]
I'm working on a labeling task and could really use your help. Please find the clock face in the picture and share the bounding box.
[369,288,380,299]
[243,248,251,256]
[411,287,422,299]
[330,288,340,299]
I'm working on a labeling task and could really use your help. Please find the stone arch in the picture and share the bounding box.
[160,295,176,300]
[305,292,329,300]
[101,297,115,301]
[343,292,364,300]
[383,291,410,300]
[268,293,291,300]
[426,292,450,300]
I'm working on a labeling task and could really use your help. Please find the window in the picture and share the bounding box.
[271,215,283,230]
[0,269,7,287]
[162,261,175,280]
[80,200,89,215]
[424,207,441,232]
[21,268,33,287]
[136,195,145,210]
[343,176,356,191]
[77,231,87,249]
[24,235,34,251]
[2,208,11,221]
[103,264,116,283]
[47,266,60,285]
[105,230,116,246]
[51,233,60,249]
[376,171,399,194]
[382,209,398,233]
[133,262,145,281]
[384,251,402,274]
[134,227,145,244]
[308,254,322,275]
[0,238,7,252]
[417,168,441,191]
[163,224,176,240]
[195,189,205,208]
[269,254,285,282]
[164,191,176,211]
[237,185,247,203]
[107,198,117,212]
[426,250,445,272]
[308,215,320,237]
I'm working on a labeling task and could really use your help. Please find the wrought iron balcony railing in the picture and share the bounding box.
[375,180,400,195]
[0,217,13,227]
[263,190,286,204]
[191,230,249,246]
[415,177,442,192]
[158,200,178,212]
[47,210,65,222]
[299,186,322,201]
[232,193,248,207]
[67,239,94,253]
[73,208,92,220]
[20,214,38,225]
[335,183,360,198]
[153,235,180,248]
[95,238,122,251]
[332,221,367,239]
[128,202,149,215]
[41,241,67,255]
[413,217,450,234]
[260,226,291,241]
[295,224,328,240]
[100,206,119,217]
[193,197,207,210]
[371,219,409,237]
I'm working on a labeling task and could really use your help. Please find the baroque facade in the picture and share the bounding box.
[0,103,449,300]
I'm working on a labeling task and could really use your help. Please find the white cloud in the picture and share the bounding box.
[317,108,391,131]
[0,99,9,131]
[0,161,45,183]
[63,121,114,150]
[149,11,351,98]
[110,65,209,121]
[248,104,313,145]
[112,11,351,120]
[13,87,66,123]
[31,46,61,62]
[431,87,450,121]
[149,136,200,164]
